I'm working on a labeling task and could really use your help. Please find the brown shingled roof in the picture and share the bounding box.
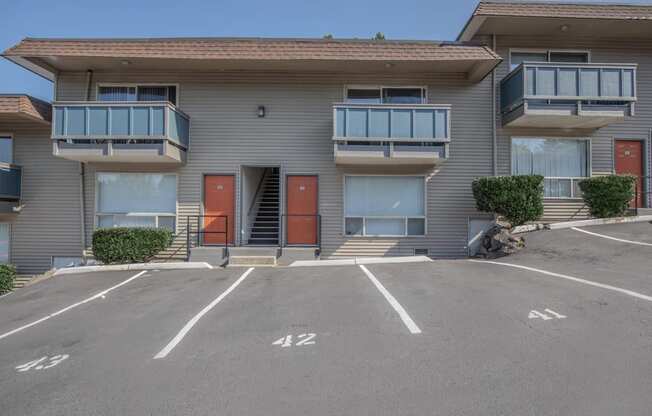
[474,1,652,20]
[0,95,51,124]
[3,37,500,62]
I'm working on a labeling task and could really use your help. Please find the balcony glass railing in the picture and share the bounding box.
[332,103,451,165]
[0,164,22,201]
[334,103,451,141]
[501,62,637,114]
[52,101,190,149]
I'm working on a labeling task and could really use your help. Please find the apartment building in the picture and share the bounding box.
[1,1,650,273]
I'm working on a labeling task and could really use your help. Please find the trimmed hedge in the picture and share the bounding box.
[472,175,544,226]
[578,175,636,218]
[92,228,173,264]
[0,264,16,294]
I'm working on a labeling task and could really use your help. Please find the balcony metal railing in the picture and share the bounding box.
[0,164,22,201]
[501,62,637,114]
[52,101,190,149]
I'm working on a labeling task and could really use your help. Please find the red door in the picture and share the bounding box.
[203,175,235,245]
[615,140,643,208]
[286,176,318,245]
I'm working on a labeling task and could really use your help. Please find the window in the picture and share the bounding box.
[346,87,426,104]
[344,176,425,236]
[0,136,12,164]
[96,173,177,230]
[0,223,9,264]
[511,138,589,199]
[510,50,589,71]
[98,85,177,105]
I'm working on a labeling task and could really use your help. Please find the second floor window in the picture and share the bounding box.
[510,51,589,71]
[346,87,426,104]
[98,85,177,105]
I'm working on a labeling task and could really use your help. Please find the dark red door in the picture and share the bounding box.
[614,140,643,208]
[286,176,318,245]
[203,175,235,245]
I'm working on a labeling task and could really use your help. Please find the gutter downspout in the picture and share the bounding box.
[491,34,498,176]
[79,69,93,256]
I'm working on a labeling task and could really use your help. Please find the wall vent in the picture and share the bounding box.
[414,248,429,256]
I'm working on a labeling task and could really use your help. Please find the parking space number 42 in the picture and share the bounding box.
[273,333,316,348]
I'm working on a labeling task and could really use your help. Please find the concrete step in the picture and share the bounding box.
[189,247,227,266]
[229,256,277,266]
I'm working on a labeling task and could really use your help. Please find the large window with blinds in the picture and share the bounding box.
[511,138,590,199]
[96,173,177,230]
[344,176,426,237]
[97,85,178,105]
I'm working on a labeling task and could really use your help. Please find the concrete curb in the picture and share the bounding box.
[547,215,652,230]
[289,256,432,268]
[54,262,214,276]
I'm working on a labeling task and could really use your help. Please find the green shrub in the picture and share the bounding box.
[472,175,544,226]
[0,264,16,294]
[578,175,636,218]
[92,228,173,264]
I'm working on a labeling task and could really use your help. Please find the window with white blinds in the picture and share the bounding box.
[98,85,177,105]
[511,138,589,199]
[344,176,426,236]
[96,173,177,230]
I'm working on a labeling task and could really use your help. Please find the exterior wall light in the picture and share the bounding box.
[257,105,266,117]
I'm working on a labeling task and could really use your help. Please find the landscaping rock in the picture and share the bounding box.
[477,222,526,259]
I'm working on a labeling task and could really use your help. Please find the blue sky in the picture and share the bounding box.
[2,0,650,101]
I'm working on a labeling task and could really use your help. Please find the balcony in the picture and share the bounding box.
[0,164,22,202]
[333,103,450,166]
[501,62,637,129]
[51,102,189,163]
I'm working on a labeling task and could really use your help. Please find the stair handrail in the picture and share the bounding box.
[248,168,269,217]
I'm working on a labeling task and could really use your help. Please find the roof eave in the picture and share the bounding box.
[1,55,56,82]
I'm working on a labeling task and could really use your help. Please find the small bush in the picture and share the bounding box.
[472,175,544,226]
[0,264,16,294]
[92,228,173,264]
[578,175,636,218]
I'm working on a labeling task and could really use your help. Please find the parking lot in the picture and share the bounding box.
[0,222,651,415]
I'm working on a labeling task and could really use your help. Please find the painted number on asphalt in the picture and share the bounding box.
[529,309,567,321]
[15,355,69,372]
[272,333,316,348]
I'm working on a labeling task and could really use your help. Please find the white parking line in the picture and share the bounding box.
[0,270,147,342]
[470,260,652,303]
[359,265,422,334]
[571,227,652,247]
[154,267,255,359]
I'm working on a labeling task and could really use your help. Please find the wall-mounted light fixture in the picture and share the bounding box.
[257,105,266,118]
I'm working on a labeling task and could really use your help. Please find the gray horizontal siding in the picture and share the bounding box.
[0,123,82,274]
[57,70,494,258]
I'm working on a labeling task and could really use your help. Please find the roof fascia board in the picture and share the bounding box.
[2,56,56,82]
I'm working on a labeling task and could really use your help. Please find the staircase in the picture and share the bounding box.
[248,168,280,245]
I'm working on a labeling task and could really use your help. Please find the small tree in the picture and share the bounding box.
[472,175,544,226]
[0,264,16,294]
[323,34,333,39]
[373,32,386,40]
[578,175,636,218]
